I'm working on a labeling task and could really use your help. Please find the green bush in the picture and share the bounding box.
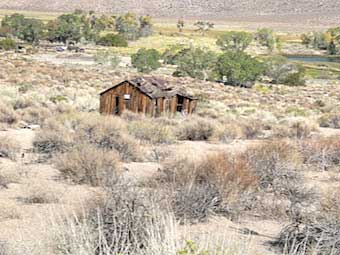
[96,33,128,47]
[131,48,161,73]
[173,46,217,81]
[215,51,264,86]
[0,38,16,50]
[216,31,253,52]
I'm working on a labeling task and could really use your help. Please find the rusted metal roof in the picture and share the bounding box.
[100,77,197,100]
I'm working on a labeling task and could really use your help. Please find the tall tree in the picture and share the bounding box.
[216,31,253,52]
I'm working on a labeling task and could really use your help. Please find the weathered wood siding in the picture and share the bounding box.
[100,81,197,116]
[100,81,154,116]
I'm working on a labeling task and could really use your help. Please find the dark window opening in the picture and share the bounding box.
[177,96,184,112]
[114,96,120,114]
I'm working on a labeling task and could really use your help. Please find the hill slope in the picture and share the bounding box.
[0,0,339,24]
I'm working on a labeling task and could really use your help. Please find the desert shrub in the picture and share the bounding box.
[245,141,315,217]
[176,116,215,141]
[55,144,120,187]
[282,65,306,86]
[273,216,340,255]
[0,38,16,51]
[161,152,258,223]
[75,115,139,161]
[94,50,121,68]
[17,106,52,125]
[0,136,19,160]
[264,56,306,86]
[273,117,317,139]
[300,138,340,171]
[90,183,168,254]
[120,110,144,121]
[128,120,175,144]
[33,128,74,156]
[322,187,340,220]
[96,33,128,47]
[0,101,18,125]
[319,112,340,129]
[213,123,242,142]
[22,181,62,204]
[0,167,20,189]
[12,97,36,110]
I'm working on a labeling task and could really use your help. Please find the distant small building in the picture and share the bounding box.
[99,77,197,116]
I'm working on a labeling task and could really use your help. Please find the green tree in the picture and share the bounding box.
[46,14,82,44]
[0,14,43,43]
[215,51,263,86]
[173,46,217,81]
[1,14,25,37]
[255,28,276,52]
[216,31,253,52]
[96,33,128,47]
[328,40,337,55]
[116,12,140,41]
[139,15,153,37]
[162,44,188,65]
[264,56,305,86]
[19,18,44,43]
[131,48,161,73]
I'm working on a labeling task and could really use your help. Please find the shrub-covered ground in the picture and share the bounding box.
[0,53,339,255]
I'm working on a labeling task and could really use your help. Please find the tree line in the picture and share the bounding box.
[131,30,304,87]
[0,10,153,46]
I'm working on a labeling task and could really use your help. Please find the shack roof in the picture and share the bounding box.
[100,77,197,100]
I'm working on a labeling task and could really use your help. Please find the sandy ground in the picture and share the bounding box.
[0,128,284,254]
[1,127,339,254]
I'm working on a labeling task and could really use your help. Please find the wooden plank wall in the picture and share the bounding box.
[100,82,198,116]
[100,82,155,116]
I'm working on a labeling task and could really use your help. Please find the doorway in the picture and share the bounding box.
[176,95,184,112]
[114,96,120,115]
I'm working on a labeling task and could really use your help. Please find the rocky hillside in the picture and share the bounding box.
[0,0,340,24]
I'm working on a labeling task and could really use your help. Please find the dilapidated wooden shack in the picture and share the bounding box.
[99,77,197,116]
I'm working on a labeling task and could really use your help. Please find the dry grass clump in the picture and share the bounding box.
[301,138,340,171]
[176,116,216,141]
[272,117,318,139]
[245,141,314,217]
[128,120,175,144]
[245,141,315,218]
[55,144,121,187]
[22,180,62,204]
[0,101,18,126]
[17,106,52,125]
[33,128,74,157]
[273,215,340,255]
[0,136,20,160]
[120,110,145,121]
[90,183,171,255]
[0,167,20,189]
[319,112,340,129]
[322,187,340,220]
[161,152,258,223]
[12,97,36,110]
[75,114,140,162]
[0,199,21,221]
[214,118,264,141]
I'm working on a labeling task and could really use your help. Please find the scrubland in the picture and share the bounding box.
[0,48,340,255]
